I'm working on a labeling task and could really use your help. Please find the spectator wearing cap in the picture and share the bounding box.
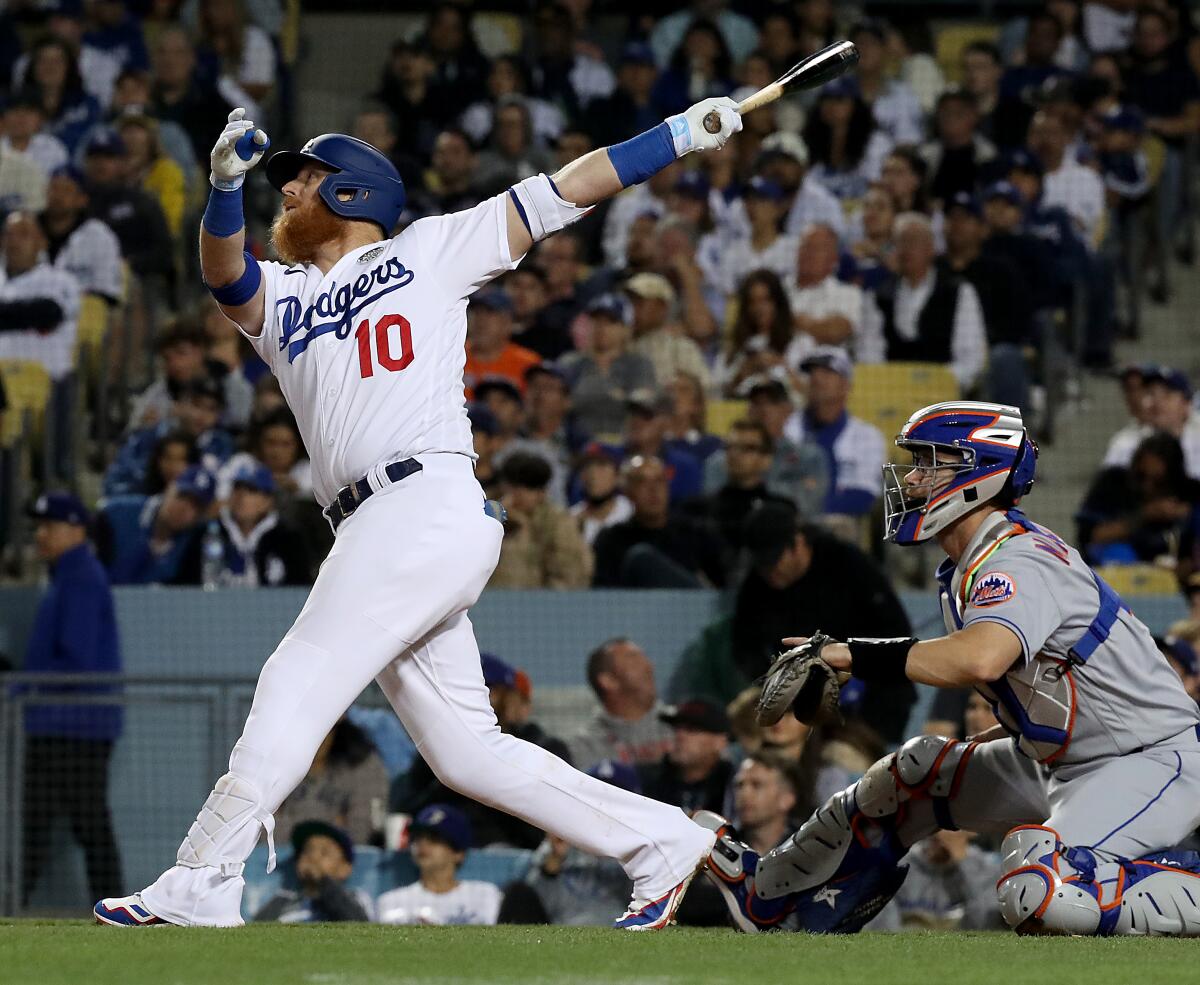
[498,363,576,505]
[592,454,725,588]
[803,77,894,203]
[39,166,123,304]
[861,212,987,389]
[106,374,235,495]
[686,418,792,560]
[850,20,925,145]
[19,491,123,908]
[128,317,253,433]
[1096,106,1151,204]
[784,348,885,523]
[626,272,711,391]
[920,89,997,206]
[705,376,829,519]
[0,210,81,381]
[610,389,704,505]
[714,176,799,299]
[1160,622,1200,702]
[570,446,634,547]
[567,637,674,769]
[377,804,502,925]
[463,290,542,400]
[150,26,236,164]
[275,716,390,847]
[638,700,734,816]
[176,461,312,587]
[489,451,592,589]
[1103,367,1200,479]
[1077,432,1200,567]
[1122,7,1200,263]
[979,180,1061,316]
[2,90,69,176]
[253,820,373,923]
[467,403,505,501]
[733,502,915,743]
[583,41,662,149]
[511,758,638,925]
[220,407,314,508]
[394,652,570,851]
[561,294,656,442]
[786,223,869,368]
[81,126,174,281]
[737,133,846,241]
[941,192,1034,411]
[110,464,216,584]
[998,11,1072,116]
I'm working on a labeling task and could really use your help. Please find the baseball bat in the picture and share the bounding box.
[702,40,860,135]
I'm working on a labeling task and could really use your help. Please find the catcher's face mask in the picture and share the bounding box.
[883,443,974,544]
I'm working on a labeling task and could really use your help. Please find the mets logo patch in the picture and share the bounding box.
[970,572,1016,607]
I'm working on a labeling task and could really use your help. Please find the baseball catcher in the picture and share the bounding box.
[698,401,1200,937]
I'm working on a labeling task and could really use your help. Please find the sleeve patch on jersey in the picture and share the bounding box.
[969,572,1016,607]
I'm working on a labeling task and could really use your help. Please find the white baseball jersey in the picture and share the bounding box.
[0,260,81,379]
[375,879,501,925]
[50,218,124,302]
[246,193,520,508]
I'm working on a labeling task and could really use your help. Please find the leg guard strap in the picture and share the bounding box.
[176,772,276,877]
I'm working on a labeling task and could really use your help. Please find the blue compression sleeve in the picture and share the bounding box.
[606,122,677,188]
[207,252,261,306]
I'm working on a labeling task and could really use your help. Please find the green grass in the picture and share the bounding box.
[3,923,1199,985]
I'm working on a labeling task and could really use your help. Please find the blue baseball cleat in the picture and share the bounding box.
[94,894,172,927]
[694,811,793,933]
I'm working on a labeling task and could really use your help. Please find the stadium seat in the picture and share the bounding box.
[1095,563,1181,596]
[76,295,111,378]
[935,23,1001,83]
[847,362,959,459]
[706,399,748,437]
[0,360,52,448]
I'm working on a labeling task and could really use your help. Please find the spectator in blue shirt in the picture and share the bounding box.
[20,492,123,907]
[109,465,216,584]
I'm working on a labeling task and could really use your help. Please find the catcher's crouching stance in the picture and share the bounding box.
[699,401,1200,937]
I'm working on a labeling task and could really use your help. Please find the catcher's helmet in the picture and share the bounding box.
[265,134,406,234]
[883,400,1038,545]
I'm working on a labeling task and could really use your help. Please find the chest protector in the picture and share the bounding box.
[937,511,1126,763]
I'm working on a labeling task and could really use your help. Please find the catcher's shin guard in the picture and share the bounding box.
[755,735,974,899]
[997,826,1200,937]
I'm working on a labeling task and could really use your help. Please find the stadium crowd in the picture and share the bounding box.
[5,0,1200,930]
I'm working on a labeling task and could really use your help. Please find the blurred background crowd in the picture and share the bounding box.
[2,0,1200,932]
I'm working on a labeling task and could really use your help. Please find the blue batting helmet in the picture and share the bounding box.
[265,134,405,233]
[883,401,1037,545]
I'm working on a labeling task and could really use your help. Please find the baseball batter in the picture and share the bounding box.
[700,402,1200,937]
[94,97,744,930]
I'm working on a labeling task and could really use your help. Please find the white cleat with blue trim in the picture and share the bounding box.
[613,867,702,931]
[94,894,173,927]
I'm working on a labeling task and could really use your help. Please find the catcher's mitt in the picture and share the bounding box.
[755,631,844,728]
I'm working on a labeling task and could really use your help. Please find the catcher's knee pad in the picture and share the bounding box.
[996,825,1101,935]
[176,769,276,877]
[856,734,976,821]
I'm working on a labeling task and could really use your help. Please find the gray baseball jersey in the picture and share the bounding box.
[938,509,1200,766]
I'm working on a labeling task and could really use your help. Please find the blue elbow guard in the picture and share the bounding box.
[606,122,677,188]
[207,253,262,306]
[203,185,245,238]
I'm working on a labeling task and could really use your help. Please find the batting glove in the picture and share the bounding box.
[210,108,271,191]
[665,97,742,157]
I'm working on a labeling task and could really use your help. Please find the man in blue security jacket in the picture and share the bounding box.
[21,491,123,907]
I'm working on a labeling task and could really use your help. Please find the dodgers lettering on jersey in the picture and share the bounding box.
[939,511,1200,765]
[245,193,520,507]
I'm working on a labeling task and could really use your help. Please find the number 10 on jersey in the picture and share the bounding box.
[355,314,414,378]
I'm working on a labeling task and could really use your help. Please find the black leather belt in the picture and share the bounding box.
[323,458,423,532]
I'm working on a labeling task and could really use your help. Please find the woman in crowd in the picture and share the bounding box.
[20,37,102,153]
[846,181,899,290]
[460,55,564,149]
[803,79,893,203]
[143,430,198,496]
[716,270,795,396]
[652,19,735,117]
[118,114,188,238]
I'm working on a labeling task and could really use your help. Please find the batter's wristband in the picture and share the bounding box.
[203,184,245,237]
[206,252,261,306]
[606,122,676,188]
[847,638,917,683]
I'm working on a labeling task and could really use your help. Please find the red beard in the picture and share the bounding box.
[270,194,344,265]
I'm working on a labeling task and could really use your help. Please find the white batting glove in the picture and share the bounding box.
[665,97,742,157]
[209,108,271,191]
